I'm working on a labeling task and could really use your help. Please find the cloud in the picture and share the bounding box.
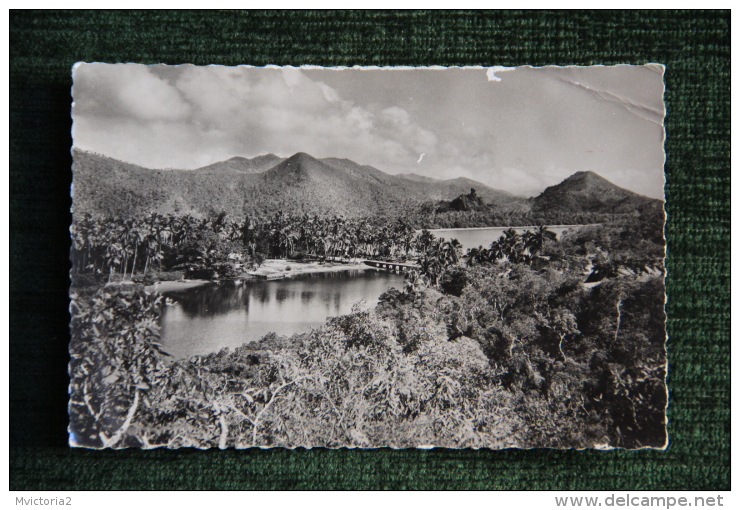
[281,67,303,88]
[73,64,191,121]
[174,65,253,123]
[73,65,446,173]
[319,82,340,103]
[72,65,666,199]
[381,106,410,125]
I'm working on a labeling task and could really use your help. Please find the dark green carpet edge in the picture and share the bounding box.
[9,10,730,490]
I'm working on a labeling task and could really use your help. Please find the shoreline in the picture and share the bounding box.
[144,279,212,293]
[145,259,374,293]
[423,224,599,233]
[248,258,371,278]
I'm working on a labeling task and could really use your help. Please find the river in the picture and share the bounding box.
[160,269,405,360]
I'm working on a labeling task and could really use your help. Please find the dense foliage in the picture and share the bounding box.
[70,212,418,282]
[68,287,170,447]
[69,212,667,449]
[411,204,619,230]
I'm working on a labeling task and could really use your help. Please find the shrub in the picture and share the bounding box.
[68,287,169,448]
[438,266,468,296]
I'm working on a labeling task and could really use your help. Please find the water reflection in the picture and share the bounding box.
[160,269,405,360]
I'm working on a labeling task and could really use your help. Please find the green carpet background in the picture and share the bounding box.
[9,10,730,490]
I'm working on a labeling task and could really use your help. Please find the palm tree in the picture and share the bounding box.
[523,225,557,258]
[323,232,336,261]
[279,225,298,258]
[418,251,444,286]
[488,239,506,262]
[464,246,493,266]
[439,238,462,266]
[126,223,144,279]
[498,228,526,263]
[415,229,436,255]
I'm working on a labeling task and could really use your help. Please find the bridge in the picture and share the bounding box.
[363,260,420,273]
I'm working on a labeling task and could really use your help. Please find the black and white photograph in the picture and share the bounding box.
[68,64,668,449]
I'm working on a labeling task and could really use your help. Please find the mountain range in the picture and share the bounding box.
[71,149,662,220]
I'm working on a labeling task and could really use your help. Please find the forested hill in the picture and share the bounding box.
[71,150,661,221]
[71,150,526,219]
[532,171,663,215]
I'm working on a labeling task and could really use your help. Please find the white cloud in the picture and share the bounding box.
[72,65,666,199]
[75,65,445,171]
[319,82,340,103]
[175,66,253,123]
[346,107,375,131]
[73,64,191,121]
[281,67,303,88]
[381,106,410,125]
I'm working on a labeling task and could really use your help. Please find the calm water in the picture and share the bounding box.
[426,225,582,252]
[160,269,405,360]
[161,226,588,359]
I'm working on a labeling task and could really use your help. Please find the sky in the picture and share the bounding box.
[72,63,666,199]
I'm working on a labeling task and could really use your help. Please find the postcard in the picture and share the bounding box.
[69,64,667,449]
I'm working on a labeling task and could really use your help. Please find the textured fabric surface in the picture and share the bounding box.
[9,10,730,490]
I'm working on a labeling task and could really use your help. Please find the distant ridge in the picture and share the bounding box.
[194,154,285,174]
[71,150,659,221]
[532,170,662,214]
[397,173,441,184]
[71,150,513,218]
